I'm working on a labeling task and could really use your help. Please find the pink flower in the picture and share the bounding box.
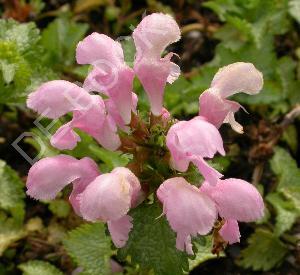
[79,167,142,247]
[76,33,136,125]
[26,155,100,216]
[27,80,121,151]
[133,13,181,115]
[219,219,241,244]
[166,116,225,185]
[199,62,263,133]
[157,177,217,254]
[104,93,138,132]
[78,13,181,118]
[200,178,264,244]
[161,107,171,126]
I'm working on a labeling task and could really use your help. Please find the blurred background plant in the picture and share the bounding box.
[0,0,299,274]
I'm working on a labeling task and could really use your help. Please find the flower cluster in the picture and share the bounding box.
[26,13,264,254]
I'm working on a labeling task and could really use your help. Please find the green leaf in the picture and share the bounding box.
[0,19,56,104]
[0,217,26,256]
[282,125,298,153]
[119,202,189,275]
[202,0,242,21]
[266,193,299,236]
[41,16,88,67]
[270,147,300,210]
[48,199,71,218]
[24,127,60,159]
[239,229,288,271]
[289,0,300,23]
[0,19,40,53]
[226,16,254,45]
[18,260,63,275]
[164,67,217,117]
[189,236,223,271]
[214,25,246,51]
[63,223,112,275]
[0,160,25,222]
[276,56,300,104]
[120,36,136,66]
[89,144,132,172]
[0,61,15,83]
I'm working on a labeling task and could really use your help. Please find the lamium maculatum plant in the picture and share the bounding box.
[25,13,265,271]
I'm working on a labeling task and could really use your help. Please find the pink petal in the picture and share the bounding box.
[199,62,263,133]
[49,95,120,151]
[85,67,135,124]
[27,80,92,119]
[199,89,239,126]
[111,167,143,209]
[167,62,180,84]
[176,117,225,158]
[157,177,217,254]
[166,121,190,172]
[110,259,124,273]
[94,117,121,151]
[82,67,109,95]
[69,157,100,216]
[50,123,81,150]
[77,33,135,124]
[105,97,129,131]
[200,179,264,222]
[133,13,180,60]
[80,167,141,222]
[76,33,124,67]
[161,107,171,123]
[27,80,119,151]
[176,234,193,255]
[107,215,133,248]
[219,219,241,244]
[70,95,121,151]
[166,116,225,175]
[223,111,244,134]
[26,155,99,201]
[103,92,137,132]
[190,156,223,186]
[133,13,180,115]
[211,62,263,98]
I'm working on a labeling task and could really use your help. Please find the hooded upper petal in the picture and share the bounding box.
[77,33,135,124]
[199,63,263,133]
[53,95,120,151]
[27,80,119,151]
[27,80,92,119]
[167,117,225,161]
[219,219,241,244]
[200,179,264,222]
[31,82,119,151]
[76,33,124,67]
[80,167,141,222]
[166,116,225,184]
[133,13,181,115]
[157,177,217,254]
[26,155,99,201]
[211,62,263,98]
